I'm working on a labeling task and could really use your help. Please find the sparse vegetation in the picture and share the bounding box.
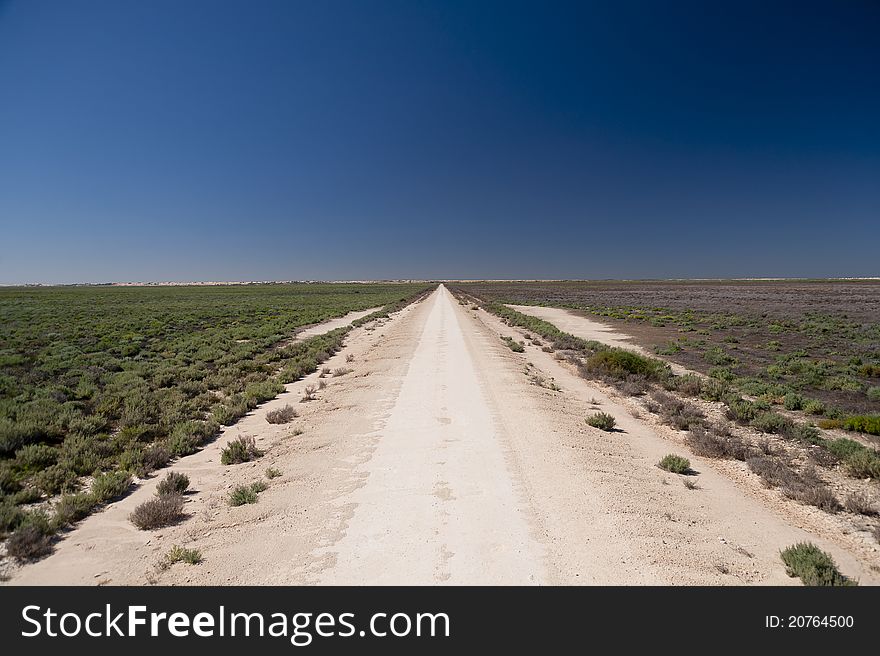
[301,385,317,402]
[333,368,352,377]
[780,542,855,586]
[266,405,297,424]
[162,545,203,567]
[586,412,616,431]
[0,282,432,553]
[844,491,876,515]
[265,467,282,479]
[229,480,267,506]
[501,335,525,353]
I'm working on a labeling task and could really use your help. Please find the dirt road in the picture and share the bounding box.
[7,286,878,585]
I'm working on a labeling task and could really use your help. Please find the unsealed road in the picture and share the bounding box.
[317,286,545,584]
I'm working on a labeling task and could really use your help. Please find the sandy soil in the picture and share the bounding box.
[507,304,691,375]
[6,287,878,585]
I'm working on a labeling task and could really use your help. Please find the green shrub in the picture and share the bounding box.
[658,454,691,474]
[156,471,190,496]
[843,450,880,479]
[0,501,26,535]
[229,484,258,506]
[780,543,855,586]
[91,471,132,502]
[751,412,791,435]
[699,379,727,402]
[34,464,79,496]
[843,415,880,436]
[585,412,616,431]
[129,494,185,530]
[53,492,98,526]
[221,436,263,465]
[585,348,669,381]
[14,444,58,472]
[802,399,826,415]
[265,467,282,479]
[783,393,803,411]
[726,398,758,424]
[163,545,202,567]
[501,336,525,353]
[166,432,199,458]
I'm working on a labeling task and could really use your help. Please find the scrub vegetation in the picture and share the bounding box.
[0,282,431,557]
[455,280,880,437]
[451,283,880,530]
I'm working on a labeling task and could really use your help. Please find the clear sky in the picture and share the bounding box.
[1,0,878,284]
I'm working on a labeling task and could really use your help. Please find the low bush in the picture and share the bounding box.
[585,348,669,381]
[751,412,791,434]
[619,374,648,396]
[585,412,616,431]
[34,464,79,496]
[747,456,840,512]
[844,492,877,515]
[650,391,704,431]
[163,545,202,567]
[802,399,826,415]
[229,484,258,506]
[6,524,53,562]
[686,426,750,460]
[265,405,297,424]
[333,367,353,377]
[15,444,58,472]
[265,467,282,479]
[658,454,691,474]
[91,470,132,502]
[674,375,703,397]
[220,436,263,465]
[726,398,758,424]
[843,415,880,436]
[53,492,98,526]
[783,393,804,411]
[129,494,185,530]
[156,471,190,496]
[501,336,525,353]
[780,543,855,586]
[300,385,317,402]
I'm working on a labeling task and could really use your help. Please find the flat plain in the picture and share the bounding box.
[2,280,878,586]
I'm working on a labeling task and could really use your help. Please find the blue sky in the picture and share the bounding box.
[1,0,878,283]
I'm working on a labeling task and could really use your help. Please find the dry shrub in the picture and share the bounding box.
[129,494,185,530]
[687,426,751,461]
[844,492,877,516]
[266,405,297,424]
[7,525,53,561]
